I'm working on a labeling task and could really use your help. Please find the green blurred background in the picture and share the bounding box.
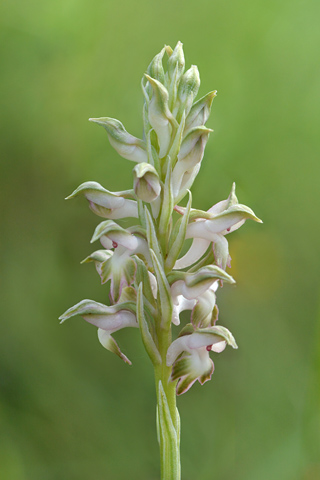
[1,0,319,478]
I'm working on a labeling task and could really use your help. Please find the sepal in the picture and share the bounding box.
[66,181,138,219]
[169,265,235,300]
[91,220,139,250]
[133,162,161,202]
[89,117,148,163]
[59,298,137,325]
[97,329,132,365]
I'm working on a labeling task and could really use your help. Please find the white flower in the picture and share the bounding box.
[66,181,138,220]
[166,325,237,395]
[59,295,138,364]
[175,183,262,269]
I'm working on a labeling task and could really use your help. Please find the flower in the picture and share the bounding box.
[59,289,138,364]
[175,183,262,269]
[169,265,234,325]
[171,281,219,327]
[166,324,237,395]
[90,220,152,302]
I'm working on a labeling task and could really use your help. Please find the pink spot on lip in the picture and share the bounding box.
[227,227,231,232]
[206,345,213,351]
[112,241,118,248]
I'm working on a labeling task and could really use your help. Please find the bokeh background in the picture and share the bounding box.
[1,0,320,479]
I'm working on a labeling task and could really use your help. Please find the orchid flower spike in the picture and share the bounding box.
[61,41,261,480]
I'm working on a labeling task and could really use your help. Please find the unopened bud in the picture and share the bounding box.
[133,163,161,202]
[177,65,200,116]
[185,91,217,132]
[167,41,185,82]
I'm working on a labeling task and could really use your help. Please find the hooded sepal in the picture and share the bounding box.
[89,117,148,163]
[59,298,137,327]
[91,220,139,250]
[137,283,161,365]
[133,162,161,202]
[169,265,235,301]
[66,181,138,219]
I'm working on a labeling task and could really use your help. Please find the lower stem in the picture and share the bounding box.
[154,363,181,480]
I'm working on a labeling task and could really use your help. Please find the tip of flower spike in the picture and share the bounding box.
[164,44,173,56]
[89,118,102,125]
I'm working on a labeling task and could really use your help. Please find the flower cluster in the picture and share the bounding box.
[60,42,261,395]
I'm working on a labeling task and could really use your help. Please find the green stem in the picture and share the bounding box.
[154,330,181,480]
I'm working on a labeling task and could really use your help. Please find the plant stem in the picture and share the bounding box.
[154,332,181,480]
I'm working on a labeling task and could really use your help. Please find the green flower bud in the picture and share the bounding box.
[133,162,161,202]
[175,65,200,119]
[185,91,217,133]
[147,48,166,87]
[167,41,185,83]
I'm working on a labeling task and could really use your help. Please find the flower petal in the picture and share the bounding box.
[97,329,132,364]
